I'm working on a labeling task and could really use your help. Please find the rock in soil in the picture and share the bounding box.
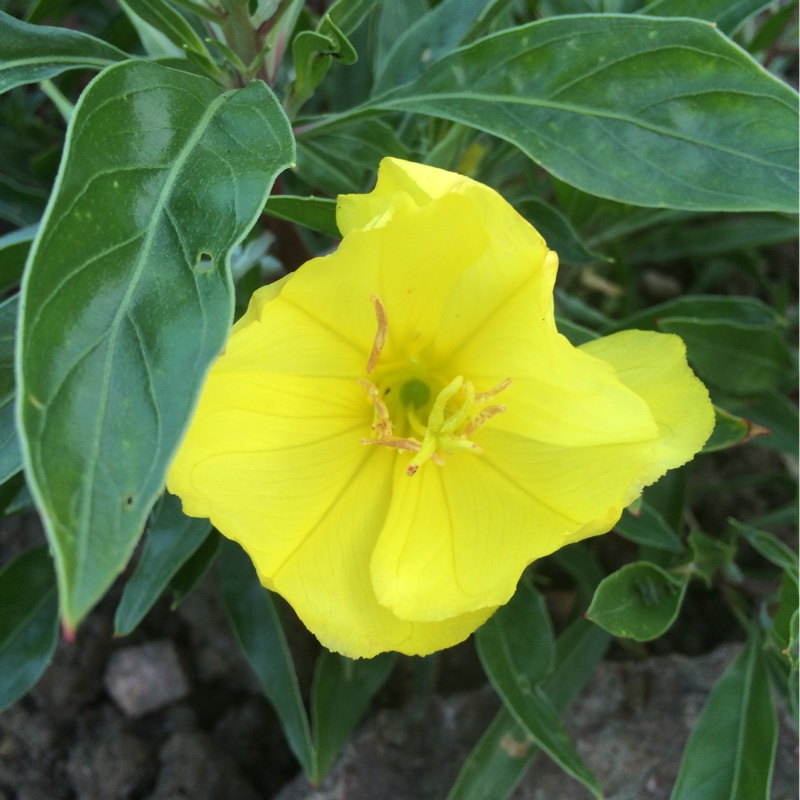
[104,640,190,718]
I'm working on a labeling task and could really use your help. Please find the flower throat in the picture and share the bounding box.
[359,295,510,476]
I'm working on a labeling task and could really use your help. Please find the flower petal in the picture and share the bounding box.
[576,329,715,496]
[448,273,660,448]
[271,448,494,658]
[371,455,574,620]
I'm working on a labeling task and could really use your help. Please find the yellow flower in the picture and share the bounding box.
[167,158,714,658]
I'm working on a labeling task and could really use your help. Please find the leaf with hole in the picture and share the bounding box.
[17,60,295,630]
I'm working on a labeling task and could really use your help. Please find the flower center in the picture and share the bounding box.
[359,295,510,476]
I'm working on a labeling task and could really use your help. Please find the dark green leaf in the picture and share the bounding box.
[476,581,601,799]
[556,317,599,346]
[587,561,688,641]
[367,16,799,212]
[169,528,220,608]
[615,499,684,553]
[311,650,396,779]
[0,11,128,94]
[0,546,59,711]
[702,406,770,452]
[625,213,799,265]
[219,540,315,777]
[372,0,489,95]
[642,0,774,36]
[17,60,295,629]
[476,580,556,686]
[687,529,736,587]
[114,492,211,635]
[611,295,783,333]
[296,119,408,195]
[729,519,798,585]
[517,198,606,266]
[264,195,339,237]
[659,317,793,396]
[670,631,777,800]
[0,295,21,484]
[0,175,48,227]
[0,224,37,294]
[728,390,798,455]
[448,618,609,800]
[328,0,381,35]
[119,0,211,61]
[373,0,427,80]
[289,16,357,116]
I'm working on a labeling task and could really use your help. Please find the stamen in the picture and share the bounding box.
[366,295,388,374]
[358,378,392,439]
[475,378,511,403]
[463,404,507,436]
[361,436,420,453]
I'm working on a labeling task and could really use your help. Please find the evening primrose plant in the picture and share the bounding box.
[0,1,797,798]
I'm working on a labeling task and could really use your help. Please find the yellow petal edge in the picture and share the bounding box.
[168,157,714,658]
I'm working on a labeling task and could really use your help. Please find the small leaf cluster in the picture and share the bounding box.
[0,1,797,798]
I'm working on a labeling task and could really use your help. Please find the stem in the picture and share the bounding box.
[40,80,74,123]
[218,0,259,77]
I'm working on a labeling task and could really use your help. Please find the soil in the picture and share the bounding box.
[0,440,797,800]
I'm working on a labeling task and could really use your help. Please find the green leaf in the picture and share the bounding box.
[614,499,684,553]
[702,406,770,452]
[624,213,799,265]
[169,528,220,608]
[118,0,212,61]
[448,618,609,800]
[641,0,774,36]
[729,519,798,586]
[219,540,315,777]
[658,317,793,396]
[327,0,381,35]
[0,224,37,294]
[517,198,606,266]
[476,581,602,799]
[372,0,489,95]
[296,119,408,195]
[670,631,777,800]
[311,650,396,780]
[0,11,128,94]
[556,317,599,346]
[364,15,799,212]
[687,529,736,586]
[288,13,358,118]
[0,546,59,712]
[0,295,21,484]
[610,295,793,396]
[587,561,688,641]
[114,492,211,635]
[729,390,798,455]
[264,195,339,238]
[17,60,295,630]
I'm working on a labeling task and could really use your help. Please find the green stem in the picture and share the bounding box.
[219,0,259,77]
[40,80,74,123]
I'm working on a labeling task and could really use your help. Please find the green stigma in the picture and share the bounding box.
[400,378,431,409]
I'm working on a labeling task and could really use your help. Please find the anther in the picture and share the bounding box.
[366,295,388,374]
[358,378,392,438]
[475,378,511,403]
